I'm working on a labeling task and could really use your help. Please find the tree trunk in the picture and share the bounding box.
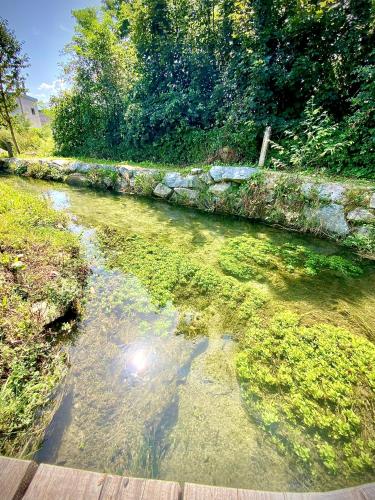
[0,85,20,155]
[6,116,20,155]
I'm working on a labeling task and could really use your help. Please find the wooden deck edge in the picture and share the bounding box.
[0,457,374,499]
[13,460,38,500]
[0,456,38,500]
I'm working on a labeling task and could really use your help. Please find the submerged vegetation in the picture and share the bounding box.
[0,182,85,456]
[237,313,375,478]
[219,236,363,281]
[98,221,375,483]
[98,226,267,331]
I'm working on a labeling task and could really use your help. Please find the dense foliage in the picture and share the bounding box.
[52,0,375,178]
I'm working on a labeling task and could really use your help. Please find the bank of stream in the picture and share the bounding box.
[2,175,375,492]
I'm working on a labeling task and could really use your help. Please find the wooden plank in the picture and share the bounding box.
[183,482,237,500]
[360,483,375,500]
[238,489,285,499]
[99,475,145,499]
[22,463,105,500]
[141,478,181,500]
[284,487,365,500]
[0,456,38,500]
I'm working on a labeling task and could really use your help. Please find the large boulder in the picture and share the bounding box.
[66,173,91,187]
[301,182,346,203]
[347,208,375,223]
[154,183,173,199]
[209,166,259,183]
[172,188,199,204]
[50,159,74,173]
[316,183,346,203]
[208,182,232,195]
[164,172,200,189]
[305,204,350,236]
[72,162,97,174]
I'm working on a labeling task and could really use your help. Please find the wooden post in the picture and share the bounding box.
[258,126,271,167]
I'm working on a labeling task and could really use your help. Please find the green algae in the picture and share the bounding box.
[98,226,267,337]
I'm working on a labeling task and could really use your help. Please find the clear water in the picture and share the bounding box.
[3,176,375,492]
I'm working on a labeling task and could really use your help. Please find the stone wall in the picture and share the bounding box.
[1,157,374,255]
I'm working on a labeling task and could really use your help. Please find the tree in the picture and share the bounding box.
[0,18,29,154]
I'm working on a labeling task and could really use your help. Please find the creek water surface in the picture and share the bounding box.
[4,175,375,492]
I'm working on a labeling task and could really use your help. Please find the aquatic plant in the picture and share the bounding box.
[98,226,267,333]
[237,311,375,479]
[219,235,363,281]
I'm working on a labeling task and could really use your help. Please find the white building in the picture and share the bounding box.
[13,95,50,128]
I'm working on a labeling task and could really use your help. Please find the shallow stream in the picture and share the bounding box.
[4,176,375,492]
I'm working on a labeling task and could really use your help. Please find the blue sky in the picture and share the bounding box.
[1,0,101,103]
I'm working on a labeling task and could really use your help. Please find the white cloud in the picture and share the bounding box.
[33,93,48,101]
[37,79,67,99]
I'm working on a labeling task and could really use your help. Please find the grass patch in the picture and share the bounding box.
[0,182,86,456]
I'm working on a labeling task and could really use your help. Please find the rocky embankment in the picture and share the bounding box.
[1,157,374,254]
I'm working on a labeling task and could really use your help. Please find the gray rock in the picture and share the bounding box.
[301,182,314,197]
[210,165,259,183]
[72,162,96,174]
[172,188,199,203]
[353,225,373,237]
[305,204,350,236]
[154,183,173,199]
[208,182,232,195]
[129,167,159,179]
[369,193,375,209]
[31,300,60,326]
[199,172,214,185]
[301,181,346,203]
[191,168,203,175]
[347,208,375,223]
[50,159,72,172]
[117,178,130,192]
[316,183,346,203]
[51,159,70,167]
[118,166,131,177]
[164,172,200,188]
[66,173,91,187]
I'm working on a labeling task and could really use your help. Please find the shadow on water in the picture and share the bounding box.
[2,175,375,491]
